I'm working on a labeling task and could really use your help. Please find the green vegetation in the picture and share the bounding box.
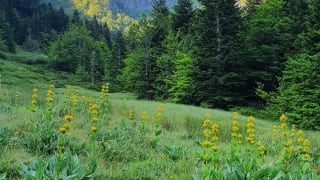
[1,0,320,178]
[1,53,320,179]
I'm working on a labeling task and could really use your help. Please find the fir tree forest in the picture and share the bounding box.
[0,0,320,179]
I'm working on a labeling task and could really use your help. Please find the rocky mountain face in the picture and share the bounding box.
[108,0,176,16]
[40,0,177,18]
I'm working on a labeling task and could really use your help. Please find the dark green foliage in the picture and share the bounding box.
[48,25,95,73]
[71,9,81,25]
[110,31,126,91]
[266,54,320,130]
[167,51,195,104]
[118,49,146,97]
[172,0,193,34]
[191,0,242,108]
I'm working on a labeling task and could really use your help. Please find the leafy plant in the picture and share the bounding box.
[21,153,96,179]
[160,145,186,161]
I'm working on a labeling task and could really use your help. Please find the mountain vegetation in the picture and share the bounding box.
[1,0,320,130]
[1,0,320,178]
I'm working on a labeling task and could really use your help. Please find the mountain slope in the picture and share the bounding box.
[40,0,177,30]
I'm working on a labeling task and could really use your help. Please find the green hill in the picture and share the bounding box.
[0,50,319,179]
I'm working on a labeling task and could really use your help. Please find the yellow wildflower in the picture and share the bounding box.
[203,129,211,136]
[297,130,304,136]
[59,127,67,133]
[63,114,73,121]
[91,126,97,132]
[212,136,219,142]
[247,116,254,122]
[202,140,211,147]
[211,145,218,152]
[91,117,98,122]
[279,114,287,123]
[211,123,219,132]
[63,123,69,130]
[202,120,211,127]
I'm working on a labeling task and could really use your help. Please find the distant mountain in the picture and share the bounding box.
[108,0,176,17]
[41,0,177,17]
[40,0,177,30]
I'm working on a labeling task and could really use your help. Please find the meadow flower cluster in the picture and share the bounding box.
[196,113,317,179]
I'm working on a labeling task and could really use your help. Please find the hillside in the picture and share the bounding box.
[0,51,320,179]
[39,0,177,30]
[41,0,177,17]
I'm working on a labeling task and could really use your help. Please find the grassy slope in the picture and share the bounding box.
[0,51,319,178]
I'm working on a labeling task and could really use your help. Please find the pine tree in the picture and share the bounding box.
[110,31,126,90]
[71,9,81,24]
[102,23,112,49]
[191,0,242,108]
[172,0,193,34]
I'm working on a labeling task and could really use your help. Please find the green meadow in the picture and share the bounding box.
[0,53,319,179]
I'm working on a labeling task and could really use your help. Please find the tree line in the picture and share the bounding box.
[0,0,319,129]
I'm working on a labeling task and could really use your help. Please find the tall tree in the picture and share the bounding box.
[102,23,112,49]
[110,31,126,90]
[149,0,170,99]
[242,0,292,94]
[48,25,95,73]
[71,9,81,24]
[172,0,193,34]
[191,0,242,108]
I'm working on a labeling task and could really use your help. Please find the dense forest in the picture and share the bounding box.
[0,0,319,129]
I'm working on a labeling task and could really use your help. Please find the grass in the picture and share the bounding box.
[0,51,320,179]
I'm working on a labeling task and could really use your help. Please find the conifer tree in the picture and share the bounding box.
[191,0,242,108]
[172,0,193,34]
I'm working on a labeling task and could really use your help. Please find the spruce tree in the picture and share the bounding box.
[191,0,242,108]
[172,0,193,34]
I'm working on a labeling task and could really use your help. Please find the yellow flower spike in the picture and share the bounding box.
[303,153,310,160]
[297,137,304,143]
[231,133,237,137]
[246,122,254,128]
[303,147,310,153]
[203,129,211,137]
[282,131,289,136]
[303,139,310,146]
[63,123,69,130]
[91,126,97,132]
[32,100,37,105]
[212,136,219,142]
[91,117,98,122]
[142,111,147,119]
[232,126,239,132]
[237,134,243,139]
[297,130,304,136]
[202,140,211,147]
[247,116,254,122]
[211,123,219,132]
[202,120,211,127]
[232,120,239,127]
[90,103,98,109]
[233,112,239,117]
[211,145,218,152]
[32,88,38,93]
[237,140,242,144]
[59,127,67,133]
[280,123,287,129]
[63,114,73,121]
[205,113,210,120]
[279,114,287,123]
[91,110,98,115]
